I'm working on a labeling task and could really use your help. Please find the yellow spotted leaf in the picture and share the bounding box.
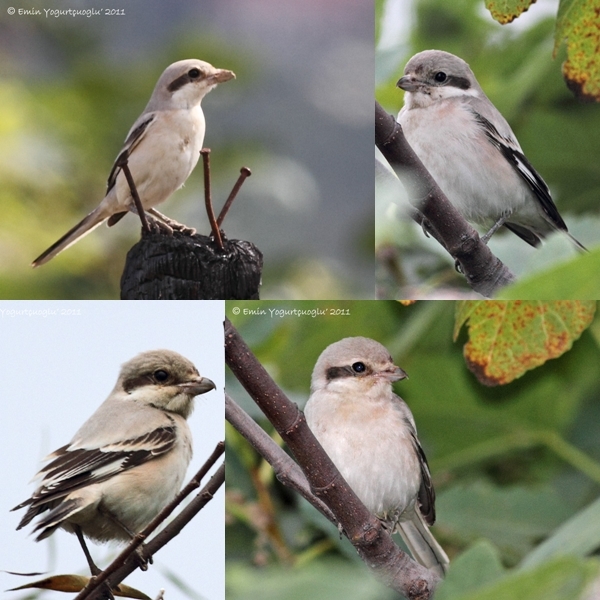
[555,0,600,102]
[454,301,596,386]
[485,0,537,24]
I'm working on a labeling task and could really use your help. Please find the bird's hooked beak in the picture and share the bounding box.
[178,377,217,396]
[379,364,408,383]
[208,69,236,85]
[396,75,420,92]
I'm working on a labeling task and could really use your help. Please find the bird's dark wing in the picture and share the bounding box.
[105,113,156,195]
[13,422,176,529]
[470,109,567,230]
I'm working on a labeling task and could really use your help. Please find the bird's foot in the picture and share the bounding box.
[132,544,154,572]
[481,213,511,245]
[147,208,196,236]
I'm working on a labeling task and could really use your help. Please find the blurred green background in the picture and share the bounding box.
[0,0,374,299]
[375,0,600,299]
[225,300,600,599]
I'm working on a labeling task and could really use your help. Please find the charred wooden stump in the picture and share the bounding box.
[120,230,262,299]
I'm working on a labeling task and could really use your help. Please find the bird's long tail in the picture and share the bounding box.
[397,513,449,578]
[31,207,111,267]
[566,231,588,253]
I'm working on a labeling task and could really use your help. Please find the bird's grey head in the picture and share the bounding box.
[145,59,235,111]
[117,349,216,418]
[397,50,481,103]
[310,337,407,393]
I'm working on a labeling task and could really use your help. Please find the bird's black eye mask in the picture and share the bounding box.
[123,368,174,392]
[430,70,471,90]
[168,68,206,93]
[326,362,373,381]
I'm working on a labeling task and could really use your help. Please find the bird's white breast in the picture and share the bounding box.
[399,99,542,226]
[305,387,421,518]
[114,105,206,211]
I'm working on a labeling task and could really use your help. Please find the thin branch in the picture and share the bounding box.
[200,149,224,250]
[225,319,439,600]
[225,393,336,523]
[76,443,225,600]
[217,167,252,227]
[375,101,515,297]
[116,152,151,234]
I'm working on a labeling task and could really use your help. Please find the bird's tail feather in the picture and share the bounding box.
[396,514,449,578]
[32,498,83,541]
[566,231,588,253]
[31,208,109,267]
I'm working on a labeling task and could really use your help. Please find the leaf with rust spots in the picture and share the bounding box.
[454,301,596,386]
[485,0,537,24]
[555,0,600,102]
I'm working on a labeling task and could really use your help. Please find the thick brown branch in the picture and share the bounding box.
[225,319,439,599]
[375,101,515,297]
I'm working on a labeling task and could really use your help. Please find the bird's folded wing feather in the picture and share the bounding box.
[14,423,176,512]
[410,429,436,526]
[105,113,157,195]
[469,107,566,229]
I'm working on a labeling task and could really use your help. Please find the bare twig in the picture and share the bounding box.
[75,443,224,600]
[225,319,439,600]
[375,101,515,297]
[200,149,224,250]
[116,152,151,234]
[225,393,335,523]
[217,167,252,227]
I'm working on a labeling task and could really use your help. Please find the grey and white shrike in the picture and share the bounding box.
[12,349,216,574]
[396,49,585,251]
[32,59,235,267]
[304,337,449,577]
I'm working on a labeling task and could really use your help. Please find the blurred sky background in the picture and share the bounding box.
[0,0,374,299]
[0,300,225,600]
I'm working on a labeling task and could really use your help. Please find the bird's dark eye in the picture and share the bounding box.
[352,362,366,373]
[188,68,201,79]
[154,369,169,382]
[434,71,447,83]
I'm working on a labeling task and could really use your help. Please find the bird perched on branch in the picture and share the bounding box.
[396,49,585,251]
[32,59,235,267]
[305,337,449,577]
[12,349,216,575]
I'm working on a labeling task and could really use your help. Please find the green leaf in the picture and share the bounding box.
[444,557,597,600]
[226,560,397,600]
[434,540,505,600]
[499,250,600,299]
[437,482,572,561]
[521,495,600,569]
